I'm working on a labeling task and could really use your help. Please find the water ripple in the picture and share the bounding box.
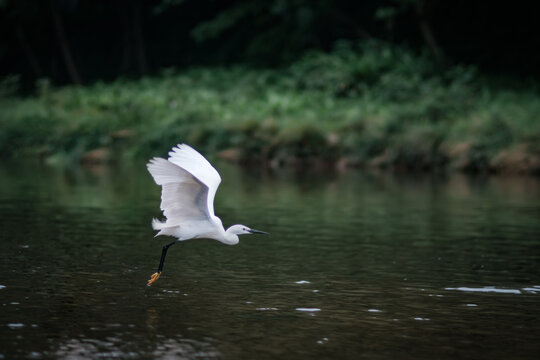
[445,286,540,295]
[296,308,321,312]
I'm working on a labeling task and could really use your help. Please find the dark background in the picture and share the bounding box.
[1,0,539,89]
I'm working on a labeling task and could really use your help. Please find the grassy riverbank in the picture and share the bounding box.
[1,42,539,173]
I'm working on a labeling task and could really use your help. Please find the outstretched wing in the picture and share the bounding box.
[167,144,222,217]
[146,144,222,226]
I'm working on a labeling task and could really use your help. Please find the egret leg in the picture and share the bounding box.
[147,240,179,286]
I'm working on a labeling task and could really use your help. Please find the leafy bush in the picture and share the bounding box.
[1,41,539,172]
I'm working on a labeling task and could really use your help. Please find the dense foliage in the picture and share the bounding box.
[2,42,539,173]
[1,0,539,89]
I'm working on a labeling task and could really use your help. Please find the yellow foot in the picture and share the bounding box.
[147,272,161,286]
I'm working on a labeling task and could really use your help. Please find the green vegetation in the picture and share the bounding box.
[1,42,539,173]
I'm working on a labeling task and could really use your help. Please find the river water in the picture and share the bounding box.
[1,161,539,359]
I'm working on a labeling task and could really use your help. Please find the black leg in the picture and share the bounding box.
[157,240,178,273]
[147,240,179,286]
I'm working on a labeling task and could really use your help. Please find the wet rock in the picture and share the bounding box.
[368,150,391,168]
[217,148,241,162]
[326,132,340,147]
[110,129,135,140]
[336,157,349,171]
[81,147,110,164]
[490,144,540,174]
[444,142,473,170]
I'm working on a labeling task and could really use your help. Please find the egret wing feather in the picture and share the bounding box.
[167,144,221,217]
[147,155,214,227]
[160,180,210,225]
[146,157,186,185]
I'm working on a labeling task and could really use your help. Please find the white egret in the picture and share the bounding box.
[146,143,268,286]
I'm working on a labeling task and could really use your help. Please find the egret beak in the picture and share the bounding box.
[248,229,268,235]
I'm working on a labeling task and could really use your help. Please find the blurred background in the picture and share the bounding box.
[1,0,540,172]
[2,2,540,359]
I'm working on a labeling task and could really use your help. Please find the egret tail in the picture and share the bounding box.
[152,218,180,237]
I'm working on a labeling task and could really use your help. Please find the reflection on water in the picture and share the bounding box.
[0,161,539,359]
[55,336,220,360]
[445,286,540,294]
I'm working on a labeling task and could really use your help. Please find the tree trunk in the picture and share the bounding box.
[416,0,445,65]
[120,6,132,74]
[15,24,43,78]
[331,9,372,39]
[49,0,82,85]
[132,0,147,75]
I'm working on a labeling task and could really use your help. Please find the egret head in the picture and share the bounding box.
[227,224,268,236]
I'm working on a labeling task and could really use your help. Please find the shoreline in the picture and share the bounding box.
[2,45,539,175]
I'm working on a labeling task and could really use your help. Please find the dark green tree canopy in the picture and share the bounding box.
[1,0,539,88]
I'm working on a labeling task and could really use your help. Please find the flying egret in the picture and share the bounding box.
[146,143,268,286]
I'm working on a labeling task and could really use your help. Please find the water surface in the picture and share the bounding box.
[1,162,539,359]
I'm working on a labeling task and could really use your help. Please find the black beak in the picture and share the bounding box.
[248,229,268,235]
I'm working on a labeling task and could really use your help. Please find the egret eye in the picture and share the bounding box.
[243,227,246,231]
